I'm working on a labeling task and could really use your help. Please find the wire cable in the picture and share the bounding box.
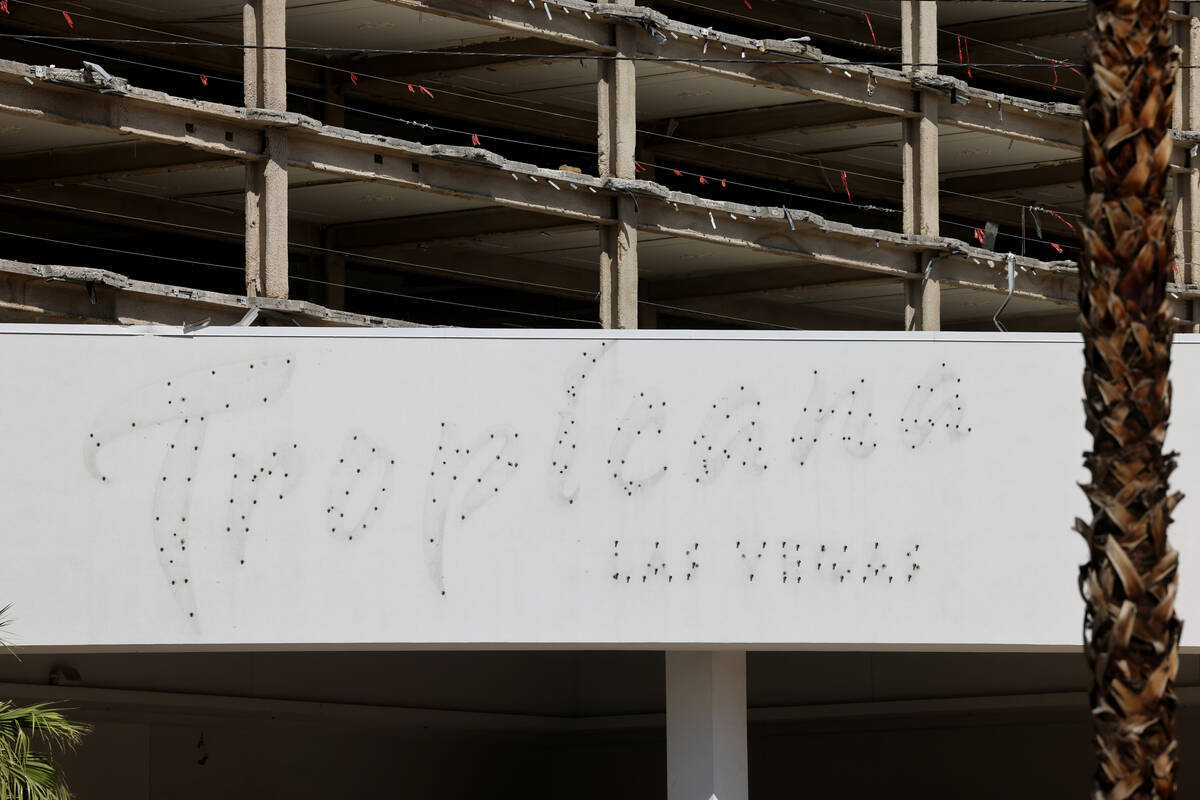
[0,227,604,324]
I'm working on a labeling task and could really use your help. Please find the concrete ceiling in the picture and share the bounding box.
[0,0,1090,329]
[96,0,505,50]
[0,113,124,155]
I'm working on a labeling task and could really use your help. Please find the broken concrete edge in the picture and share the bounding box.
[412,0,1084,123]
[9,0,1083,130]
[1,58,1076,268]
[12,57,1197,316]
[2,259,425,328]
[0,58,1091,294]
[571,0,1083,122]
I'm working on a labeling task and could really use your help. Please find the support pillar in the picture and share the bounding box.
[597,1,637,329]
[666,651,748,800]
[1174,4,1200,330]
[901,1,940,331]
[244,0,289,299]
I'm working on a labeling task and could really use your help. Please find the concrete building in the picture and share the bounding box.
[2,1,1200,798]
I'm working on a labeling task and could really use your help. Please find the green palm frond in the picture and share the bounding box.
[0,608,89,799]
[0,703,89,800]
[0,606,14,659]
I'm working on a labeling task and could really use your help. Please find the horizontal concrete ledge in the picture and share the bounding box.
[0,58,1123,313]
[384,0,1088,149]
[0,259,422,328]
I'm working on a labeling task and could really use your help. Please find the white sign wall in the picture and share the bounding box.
[1,327,1195,651]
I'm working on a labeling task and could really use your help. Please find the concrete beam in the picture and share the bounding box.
[0,258,420,327]
[645,143,1072,242]
[642,0,1086,96]
[649,0,1084,54]
[0,58,1162,315]
[643,142,899,204]
[379,0,1086,150]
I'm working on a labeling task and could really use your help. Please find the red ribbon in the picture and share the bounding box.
[720,178,727,188]
[1,3,9,15]
[634,161,646,173]
[408,84,415,93]
[672,169,682,176]
[470,133,480,146]
[1049,242,1063,254]
[956,35,972,79]
[743,0,752,8]
[973,227,985,244]
[199,74,208,86]
[862,12,876,46]
[1048,209,1074,231]
[840,170,852,203]
[699,176,708,185]
[419,85,434,99]
[349,72,358,85]
[61,10,73,27]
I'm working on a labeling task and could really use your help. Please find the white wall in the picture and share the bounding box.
[2,327,1196,650]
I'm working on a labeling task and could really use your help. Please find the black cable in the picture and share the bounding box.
[0,227,603,324]
[6,36,1084,247]
[0,34,1095,69]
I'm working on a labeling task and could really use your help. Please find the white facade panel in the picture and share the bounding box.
[1,327,1195,651]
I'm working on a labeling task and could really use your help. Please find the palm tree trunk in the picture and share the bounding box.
[1079,1,1184,797]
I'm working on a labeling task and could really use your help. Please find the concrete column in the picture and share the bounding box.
[666,651,748,800]
[597,1,638,329]
[243,0,289,299]
[901,1,940,331]
[1174,5,1200,330]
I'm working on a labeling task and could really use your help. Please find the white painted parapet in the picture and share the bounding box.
[2,327,1196,651]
